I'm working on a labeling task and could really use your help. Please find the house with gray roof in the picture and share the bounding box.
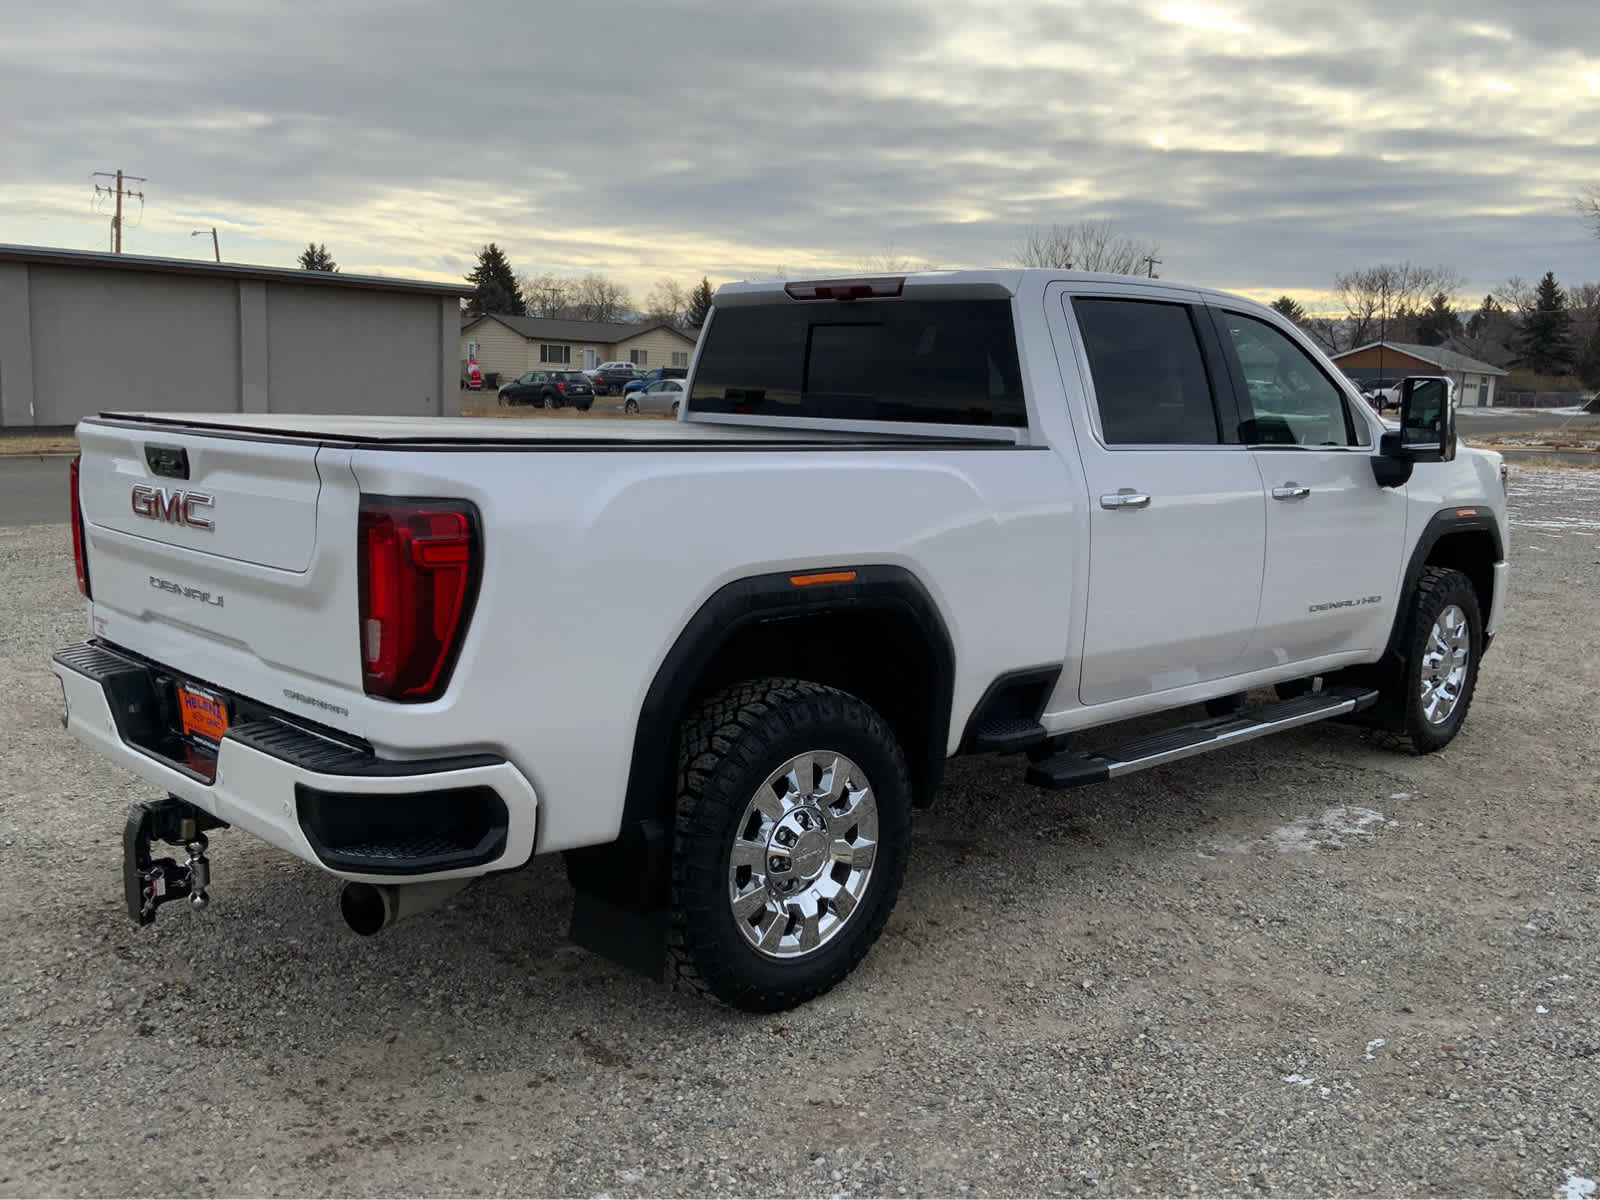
[1331,341,1508,408]
[460,312,697,386]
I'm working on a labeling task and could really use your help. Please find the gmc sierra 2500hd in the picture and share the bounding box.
[54,269,1508,1012]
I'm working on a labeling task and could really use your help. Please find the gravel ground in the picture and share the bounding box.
[1,467,1596,1198]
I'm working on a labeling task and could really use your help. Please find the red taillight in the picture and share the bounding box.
[556,381,567,391]
[69,454,91,598]
[357,497,480,701]
[784,276,905,301]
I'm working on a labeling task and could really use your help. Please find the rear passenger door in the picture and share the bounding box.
[1206,307,1407,664]
[1063,294,1267,706]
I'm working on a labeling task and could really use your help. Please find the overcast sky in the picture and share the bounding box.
[4,0,1597,309]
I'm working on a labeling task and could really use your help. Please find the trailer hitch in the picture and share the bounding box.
[123,797,228,926]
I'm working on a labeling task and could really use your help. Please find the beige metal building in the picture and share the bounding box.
[0,244,472,429]
[461,314,698,383]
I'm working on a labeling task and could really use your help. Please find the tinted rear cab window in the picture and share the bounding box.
[690,299,1026,427]
[1071,298,1222,445]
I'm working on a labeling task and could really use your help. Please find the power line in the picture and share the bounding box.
[91,169,146,253]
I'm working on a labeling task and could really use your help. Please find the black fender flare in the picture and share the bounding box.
[1384,506,1504,664]
[564,564,954,916]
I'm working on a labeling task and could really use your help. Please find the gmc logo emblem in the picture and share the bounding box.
[131,485,214,531]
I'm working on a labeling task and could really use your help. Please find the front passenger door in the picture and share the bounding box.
[1209,308,1408,664]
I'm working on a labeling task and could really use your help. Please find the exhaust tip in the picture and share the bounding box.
[339,882,392,937]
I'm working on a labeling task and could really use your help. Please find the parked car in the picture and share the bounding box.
[1361,378,1403,410]
[497,370,594,410]
[624,377,686,415]
[591,363,645,396]
[622,366,688,397]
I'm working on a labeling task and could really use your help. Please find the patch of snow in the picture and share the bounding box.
[1364,1038,1386,1061]
[1283,1073,1316,1086]
[614,1168,647,1185]
[1561,1174,1597,1200]
[1537,1005,1549,1014]
[1269,806,1386,854]
[1389,792,1411,801]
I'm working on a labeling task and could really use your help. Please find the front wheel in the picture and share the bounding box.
[1390,566,1482,753]
[543,392,560,410]
[624,398,639,413]
[669,679,912,1012]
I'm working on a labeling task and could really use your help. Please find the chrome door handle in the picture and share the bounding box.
[1271,484,1311,500]
[1099,490,1151,510]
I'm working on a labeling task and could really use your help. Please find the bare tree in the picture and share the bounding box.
[1012,220,1160,276]
[1576,184,1600,239]
[519,274,572,318]
[858,248,936,273]
[1492,275,1537,317]
[1329,262,1463,351]
[519,273,576,319]
[1568,281,1600,360]
[643,277,689,326]
[571,274,632,323]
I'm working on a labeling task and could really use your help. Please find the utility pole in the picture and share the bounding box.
[92,169,146,253]
[192,227,220,262]
[1142,254,1162,279]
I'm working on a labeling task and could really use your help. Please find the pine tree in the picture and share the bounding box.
[1575,322,1600,391]
[685,277,715,329]
[298,242,338,272]
[464,244,524,319]
[1466,294,1503,339]
[1512,271,1576,375]
[1414,292,1463,346]
[1269,296,1307,324]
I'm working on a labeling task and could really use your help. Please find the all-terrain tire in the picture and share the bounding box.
[1388,566,1482,754]
[668,679,912,1012]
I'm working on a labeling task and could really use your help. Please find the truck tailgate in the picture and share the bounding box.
[76,421,366,705]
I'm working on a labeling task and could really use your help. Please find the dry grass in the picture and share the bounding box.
[0,433,79,456]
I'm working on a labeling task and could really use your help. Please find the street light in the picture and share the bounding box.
[191,228,219,262]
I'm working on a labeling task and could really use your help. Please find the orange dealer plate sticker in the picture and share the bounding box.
[178,686,230,743]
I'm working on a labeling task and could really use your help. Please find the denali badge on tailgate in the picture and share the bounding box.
[131,485,214,530]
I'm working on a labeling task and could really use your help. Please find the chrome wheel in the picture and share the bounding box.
[727,751,878,959]
[1418,603,1470,725]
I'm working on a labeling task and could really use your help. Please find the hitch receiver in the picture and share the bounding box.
[123,797,228,926]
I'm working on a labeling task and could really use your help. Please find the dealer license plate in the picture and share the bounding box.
[177,685,230,743]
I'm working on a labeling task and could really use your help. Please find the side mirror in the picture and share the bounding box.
[1397,375,1456,463]
[1372,375,1455,487]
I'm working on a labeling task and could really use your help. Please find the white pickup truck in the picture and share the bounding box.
[54,269,1509,1011]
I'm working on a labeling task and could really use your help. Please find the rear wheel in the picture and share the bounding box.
[669,401,680,418]
[669,679,912,1012]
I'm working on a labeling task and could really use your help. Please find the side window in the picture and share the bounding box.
[1218,312,1356,447]
[1071,298,1221,445]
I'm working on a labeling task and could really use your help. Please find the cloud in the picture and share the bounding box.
[1,0,1596,304]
